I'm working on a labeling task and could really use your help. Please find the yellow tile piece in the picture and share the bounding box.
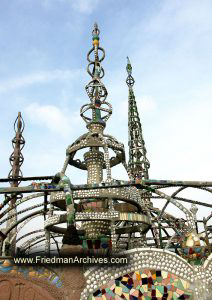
[122,277,128,281]
[156,289,163,297]
[123,293,130,300]
[168,291,173,300]
[162,271,168,278]
[181,279,187,289]
[115,286,122,296]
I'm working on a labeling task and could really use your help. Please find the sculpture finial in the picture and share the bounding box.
[80,24,112,128]
[126,56,132,75]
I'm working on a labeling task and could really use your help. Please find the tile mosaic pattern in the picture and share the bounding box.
[89,269,193,300]
[0,259,63,288]
[179,232,209,264]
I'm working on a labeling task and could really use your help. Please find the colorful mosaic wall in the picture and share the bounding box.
[89,269,193,300]
[0,259,63,288]
[179,232,209,264]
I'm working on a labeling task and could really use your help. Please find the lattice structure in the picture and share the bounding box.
[127,57,150,180]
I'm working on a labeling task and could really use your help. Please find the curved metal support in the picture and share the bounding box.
[16,229,44,243]
[0,193,44,218]
[0,203,48,225]
[10,216,44,244]
[158,187,186,220]
[144,185,196,232]
[5,209,45,235]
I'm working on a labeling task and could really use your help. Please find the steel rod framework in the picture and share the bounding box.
[0,25,211,291]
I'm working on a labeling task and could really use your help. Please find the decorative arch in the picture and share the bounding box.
[82,249,212,300]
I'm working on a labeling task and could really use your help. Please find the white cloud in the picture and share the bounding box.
[25,102,80,138]
[41,0,99,14]
[148,90,212,181]
[145,0,212,35]
[71,0,99,14]
[0,69,81,94]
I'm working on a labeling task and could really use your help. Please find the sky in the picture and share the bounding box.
[0,0,212,240]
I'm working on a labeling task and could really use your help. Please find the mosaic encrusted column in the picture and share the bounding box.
[82,147,109,239]
[80,23,112,241]
[84,148,104,185]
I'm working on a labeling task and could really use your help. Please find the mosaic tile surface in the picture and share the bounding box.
[0,259,63,288]
[89,269,193,300]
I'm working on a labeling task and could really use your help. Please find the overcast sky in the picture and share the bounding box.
[0,0,212,226]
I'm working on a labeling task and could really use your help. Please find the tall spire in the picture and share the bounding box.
[126,57,150,180]
[8,112,25,183]
[80,23,112,128]
[6,112,25,254]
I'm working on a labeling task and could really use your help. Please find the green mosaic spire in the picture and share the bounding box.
[126,57,150,180]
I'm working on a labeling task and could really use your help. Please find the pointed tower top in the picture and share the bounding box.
[16,112,24,132]
[80,24,112,130]
[92,22,100,35]
[126,57,135,88]
[126,58,150,180]
[126,56,132,75]
[8,112,25,186]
